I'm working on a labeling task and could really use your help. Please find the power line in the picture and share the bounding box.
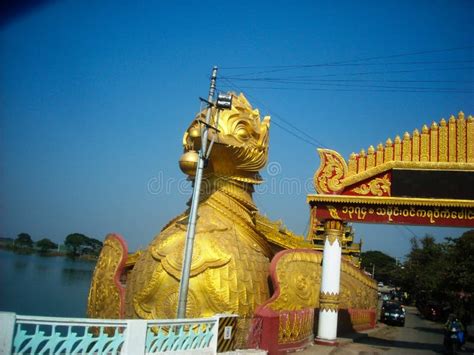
[220,84,472,94]
[222,66,474,83]
[222,77,474,84]
[220,77,327,148]
[224,80,471,91]
[221,45,474,76]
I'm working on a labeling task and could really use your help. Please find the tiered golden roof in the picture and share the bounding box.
[348,112,473,178]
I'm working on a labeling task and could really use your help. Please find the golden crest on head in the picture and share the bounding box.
[180,92,271,183]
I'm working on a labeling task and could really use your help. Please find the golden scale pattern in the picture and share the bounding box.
[87,235,125,319]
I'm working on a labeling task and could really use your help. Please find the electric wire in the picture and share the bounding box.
[220,45,474,76]
[220,77,327,148]
[220,84,472,94]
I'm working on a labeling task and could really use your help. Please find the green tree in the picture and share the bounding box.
[64,233,102,256]
[444,230,474,293]
[400,235,447,303]
[360,250,398,284]
[36,238,58,252]
[15,233,33,248]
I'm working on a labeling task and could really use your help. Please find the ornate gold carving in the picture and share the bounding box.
[348,152,357,176]
[307,194,474,208]
[412,129,420,161]
[278,309,314,344]
[351,173,391,196]
[430,122,438,162]
[255,214,313,250]
[324,220,344,246]
[182,93,270,184]
[326,205,341,220]
[268,251,322,311]
[439,119,448,162]
[259,249,377,330]
[457,112,466,162]
[319,291,339,312]
[402,132,411,161]
[87,234,127,319]
[394,135,402,161]
[358,149,366,173]
[314,149,348,194]
[384,138,393,162]
[449,115,456,162]
[421,125,429,161]
[376,144,384,166]
[367,146,375,169]
[315,112,471,194]
[468,115,474,163]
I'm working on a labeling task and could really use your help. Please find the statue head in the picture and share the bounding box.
[179,93,270,184]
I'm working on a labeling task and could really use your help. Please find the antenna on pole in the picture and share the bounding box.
[176,66,232,319]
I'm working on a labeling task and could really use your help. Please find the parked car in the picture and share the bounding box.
[380,301,405,326]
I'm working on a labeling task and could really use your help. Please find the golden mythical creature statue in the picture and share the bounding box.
[88,93,273,343]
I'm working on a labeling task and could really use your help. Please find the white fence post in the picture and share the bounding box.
[121,319,147,355]
[0,312,16,354]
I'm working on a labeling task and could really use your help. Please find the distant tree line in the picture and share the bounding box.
[0,232,103,257]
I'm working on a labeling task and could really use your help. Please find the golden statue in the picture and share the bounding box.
[125,93,272,341]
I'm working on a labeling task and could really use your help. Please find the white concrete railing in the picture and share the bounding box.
[0,312,237,354]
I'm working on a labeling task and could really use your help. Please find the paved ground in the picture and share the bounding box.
[291,306,474,355]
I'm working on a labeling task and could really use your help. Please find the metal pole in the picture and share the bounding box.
[177,66,218,319]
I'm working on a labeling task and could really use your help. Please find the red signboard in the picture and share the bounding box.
[313,203,474,227]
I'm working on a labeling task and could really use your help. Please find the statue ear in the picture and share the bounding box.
[257,116,271,148]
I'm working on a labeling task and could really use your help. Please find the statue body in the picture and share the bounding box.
[125,177,272,321]
[122,93,272,343]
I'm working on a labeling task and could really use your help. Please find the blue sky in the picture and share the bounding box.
[1,0,473,258]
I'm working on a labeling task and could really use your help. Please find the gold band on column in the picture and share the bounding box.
[319,291,339,312]
[323,220,344,246]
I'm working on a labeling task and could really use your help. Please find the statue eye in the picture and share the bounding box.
[236,128,250,141]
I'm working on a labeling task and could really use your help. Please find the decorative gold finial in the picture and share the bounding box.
[422,124,429,133]
[413,128,420,136]
[458,111,465,120]
[179,150,199,176]
[440,118,447,126]
[431,121,438,130]
[394,135,401,144]
[385,138,393,147]
[367,145,375,154]
[403,132,410,140]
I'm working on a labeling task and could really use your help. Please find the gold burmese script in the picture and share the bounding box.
[341,205,474,223]
[124,94,272,346]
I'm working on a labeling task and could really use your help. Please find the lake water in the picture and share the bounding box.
[0,249,96,318]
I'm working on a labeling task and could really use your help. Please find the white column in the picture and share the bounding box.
[316,220,343,345]
[122,319,147,355]
[0,312,16,354]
